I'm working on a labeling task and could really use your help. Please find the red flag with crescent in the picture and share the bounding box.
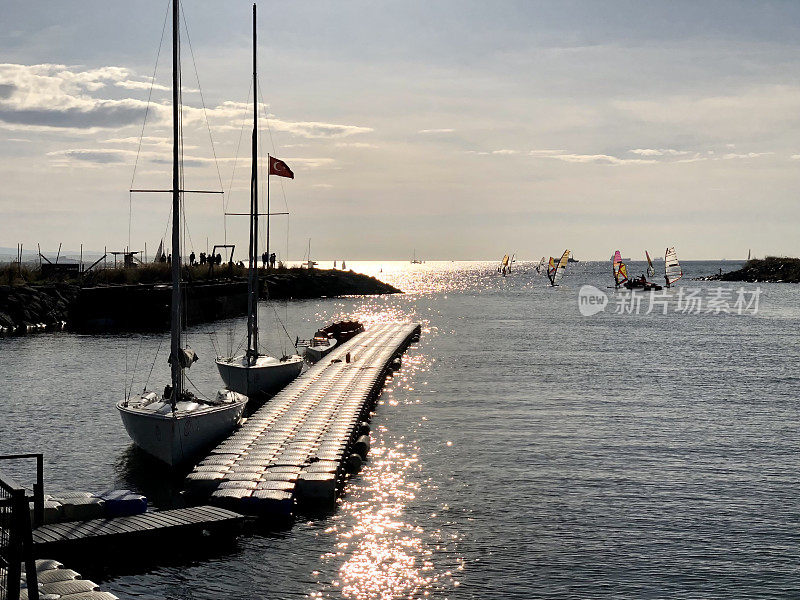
[269,155,294,179]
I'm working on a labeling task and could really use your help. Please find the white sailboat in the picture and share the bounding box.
[302,239,318,269]
[215,4,303,397]
[411,249,423,264]
[118,0,247,467]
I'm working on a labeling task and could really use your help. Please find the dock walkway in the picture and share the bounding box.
[32,505,244,556]
[185,322,421,515]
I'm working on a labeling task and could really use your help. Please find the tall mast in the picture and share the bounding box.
[169,0,182,403]
[246,3,259,364]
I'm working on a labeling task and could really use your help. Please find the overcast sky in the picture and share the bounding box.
[1,0,799,260]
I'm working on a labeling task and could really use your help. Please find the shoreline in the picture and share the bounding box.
[0,267,401,334]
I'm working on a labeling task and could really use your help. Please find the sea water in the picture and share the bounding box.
[1,260,798,599]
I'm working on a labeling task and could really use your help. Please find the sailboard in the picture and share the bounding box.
[664,246,682,287]
[612,250,628,287]
[645,250,655,277]
[547,249,570,286]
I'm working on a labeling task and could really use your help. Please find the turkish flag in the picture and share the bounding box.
[269,156,294,179]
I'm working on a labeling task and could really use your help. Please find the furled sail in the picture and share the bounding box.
[612,250,628,286]
[645,250,655,277]
[665,246,682,285]
[548,249,570,285]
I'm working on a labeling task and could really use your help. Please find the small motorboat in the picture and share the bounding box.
[624,278,663,291]
[302,320,364,362]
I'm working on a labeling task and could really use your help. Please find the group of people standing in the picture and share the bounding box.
[186,251,222,266]
[261,252,277,268]
[158,249,277,268]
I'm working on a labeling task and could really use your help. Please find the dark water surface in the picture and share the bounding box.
[2,260,798,599]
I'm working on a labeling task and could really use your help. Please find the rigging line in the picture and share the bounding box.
[128,335,144,399]
[180,4,227,243]
[184,372,211,402]
[256,79,290,264]
[269,300,297,350]
[129,0,171,253]
[207,331,220,359]
[225,81,252,214]
[257,80,290,215]
[143,335,164,393]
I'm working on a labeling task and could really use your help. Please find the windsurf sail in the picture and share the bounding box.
[536,257,546,274]
[547,249,570,285]
[645,250,655,277]
[501,254,510,267]
[665,247,682,285]
[612,250,628,286]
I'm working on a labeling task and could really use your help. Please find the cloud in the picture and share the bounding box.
[0,64,372,142]
[114,80,169,92]
[629,148,697,157]
[335,142,378,148]
[528,149,564,156]
[629,148,663,156]
[0,63,159,130]
[48,144,336,172]
[530,149,656,165]
[269,119,372,139]
[284,157,336,169]
[491,149,518,155]
[721,152,772,159]
[47,148,135,164]
[418,128,454,134]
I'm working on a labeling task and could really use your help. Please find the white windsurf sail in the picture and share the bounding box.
[665,247,682,286]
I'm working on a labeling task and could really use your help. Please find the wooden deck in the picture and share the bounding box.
[32,505,245,556]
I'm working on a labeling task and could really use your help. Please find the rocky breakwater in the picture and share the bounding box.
[720,257,800,283]
[0,284,78,334]
[262,268,401,299]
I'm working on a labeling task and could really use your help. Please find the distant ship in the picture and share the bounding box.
[411,249,423,264]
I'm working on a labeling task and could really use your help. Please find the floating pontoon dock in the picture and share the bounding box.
[31,505,245,558]
[185,322,421,515]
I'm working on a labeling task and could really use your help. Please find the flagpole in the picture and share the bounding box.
[267,157,270,270]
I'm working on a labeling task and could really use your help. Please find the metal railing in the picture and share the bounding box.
[0,454,43,600]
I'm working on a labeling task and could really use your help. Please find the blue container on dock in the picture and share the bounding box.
[96,489,147,517]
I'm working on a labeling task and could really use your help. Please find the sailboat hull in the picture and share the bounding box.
[216,355,303,397]
[116,393,247,467]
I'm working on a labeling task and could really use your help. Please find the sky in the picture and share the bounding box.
[1,0,800,261]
